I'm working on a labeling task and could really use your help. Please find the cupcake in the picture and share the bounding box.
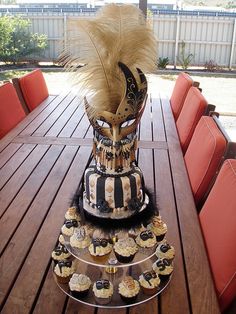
[152,258,174,280]
[69,273,91,298]
[88,238,112,262]
[65,206,81,222]
[155,242,175,261]
[147,215,167,241]
[70,227,91,249]
[139,270,160,295]
[54,260,75,283]
[58,234,66,245]
[51,244,71,263]
[113,237,138,263]
[93,279,113,305]
[61,219,79,236]
[118,276,140,304]
[135,230,157,248]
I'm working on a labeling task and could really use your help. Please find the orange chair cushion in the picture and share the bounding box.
[0,82,26,139]
[19,69,49,111]
[199,159,236,311]
[184,116,227,205]
[170,72,193,120]
[176,87,208,153]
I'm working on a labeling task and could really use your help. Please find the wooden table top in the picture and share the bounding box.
[0,91,220,314]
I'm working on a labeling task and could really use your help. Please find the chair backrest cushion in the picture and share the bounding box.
[176,86,208,153]
[199,159,236,311]
[185,116,227,205]
[19,69,49,111]
[0,82,26,139]
[170,72,193,120]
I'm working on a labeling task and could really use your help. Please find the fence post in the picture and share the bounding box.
[63,13,67,51]
[174,13,180,69]
[229,18,236,70]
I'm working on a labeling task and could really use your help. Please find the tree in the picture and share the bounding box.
[0,16,47,64]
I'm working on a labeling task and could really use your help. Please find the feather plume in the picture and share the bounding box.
[60,4,157,115]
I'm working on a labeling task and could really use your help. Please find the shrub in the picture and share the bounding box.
[177,41,194,70]
[0,16,48,64]
[204,60,219,72]
[158,57,169,69]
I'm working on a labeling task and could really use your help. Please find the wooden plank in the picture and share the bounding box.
[32,93,76,136]
[65,298,96,314]
[0,143,22,169]
[151,97,166,142]
[0,144,36,190]
[0,145,63,254]
[160,95,220,314]
[0,95,56,153]
[45,96,82,137]
[58,103,85,138]
[72,114,90,138]
[0,146,91,313]
[0,145,49,218]
[18,93,69,137]
[139,96,153,141]
[153,149,190,314]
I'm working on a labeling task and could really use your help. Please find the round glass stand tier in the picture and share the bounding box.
[63,235,157,268]
[53,258,172,309]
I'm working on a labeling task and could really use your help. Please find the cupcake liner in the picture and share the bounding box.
[94,296,112,305]
[90,253,110,263]
[114,252,135,264]
[55,274,72,284]
[159,273,172,281]
[120,294,138,304]
[141,286,158,295]
[71,289,89,298]
[156,234,166,242]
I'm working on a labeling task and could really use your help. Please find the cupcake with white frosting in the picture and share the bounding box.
[93,279,113,305]
[114,237,138,263]
[155,242,175,261]
[139,270,160,295]
[147,215,167,241]
[51,244,71,263]
[69,273,91,298]
[65,206,81,222]
[118,276,140,304]
[135,230,157,248]
[70,227,91,249]
[152,258,173,280]
[54,260,75,283]
[58,234,66,245]
[88,238,112,262]
[61,219,79,236]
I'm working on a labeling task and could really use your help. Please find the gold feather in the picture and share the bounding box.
[60,4,157,115]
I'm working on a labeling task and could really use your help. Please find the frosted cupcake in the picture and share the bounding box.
[54,260,75,283]
[118,276,140,304]
[51,244,71,263]
[135,230,157,248]
[139,270,160,295]
[88,238,112,262]
[114,237,138,263]
[58,234,66,245]
[93,279,113,305]
[69,273,91,298]
[61,219,79,236]
[147,215,167,241]
[152,258,173,280]
[70,227,91,249]
[155,243,175,261]
[65,206,81,222]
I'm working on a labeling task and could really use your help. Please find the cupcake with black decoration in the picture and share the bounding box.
[155,242,175,262]
[152,258,173,280]
[135,230,157,248]
[113,237,138,263]
[147,215,167,242]
[88,238,112,262]
[118,276,140,304]
[70,227,91,249]
[65,206,81,222]
[139,270,160,295]
[54,260,75,283]
[93,279,113,305]
[58,233,66,245]
[51,244,71,264]
[69,273,91,298]
[61,219,79,236]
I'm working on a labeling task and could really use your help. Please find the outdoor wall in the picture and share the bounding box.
[5,11,235,68]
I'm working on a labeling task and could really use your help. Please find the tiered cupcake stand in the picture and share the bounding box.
[54,228,172,308]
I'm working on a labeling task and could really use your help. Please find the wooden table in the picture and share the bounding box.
[0,91,220,314]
